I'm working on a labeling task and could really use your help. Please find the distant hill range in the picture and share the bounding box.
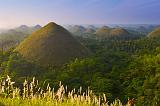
[0,25,41,51]
[1,23,160,51]
[15,22,91,67]
[15,25,42,34]
[65,24,160,38]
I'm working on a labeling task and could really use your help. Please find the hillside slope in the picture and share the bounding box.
[148,27,160,38]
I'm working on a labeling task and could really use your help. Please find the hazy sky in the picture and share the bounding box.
[0,0,160,28]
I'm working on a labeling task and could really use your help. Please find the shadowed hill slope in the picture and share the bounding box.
[15,22,91,67]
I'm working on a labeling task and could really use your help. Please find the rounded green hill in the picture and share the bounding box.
[95,26,111,37]
[84,28,95,34]
[95,26,130,39]
[110,28,130,37]
[15,22,91,67]
[68,25,86,34]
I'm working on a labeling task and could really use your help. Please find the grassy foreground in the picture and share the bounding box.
[0,76,132,106]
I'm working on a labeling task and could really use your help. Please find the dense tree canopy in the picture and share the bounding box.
[0,32,160,105]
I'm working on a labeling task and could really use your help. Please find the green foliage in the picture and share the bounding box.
[121,53,160,105]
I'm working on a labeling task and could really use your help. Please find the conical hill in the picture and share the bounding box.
[15,22,91,67]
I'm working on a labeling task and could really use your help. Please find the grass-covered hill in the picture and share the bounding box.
[84,28,96,34]
[110,28,130,37]
[95,26,130,39]
[87,25,97,30]
[148,27,160,38]
[15,22,91,67]
[95,26,111,38]
[68,25,86,35]
[67,25,97,38]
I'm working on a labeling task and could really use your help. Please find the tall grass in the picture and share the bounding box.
[0,76,133,106]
